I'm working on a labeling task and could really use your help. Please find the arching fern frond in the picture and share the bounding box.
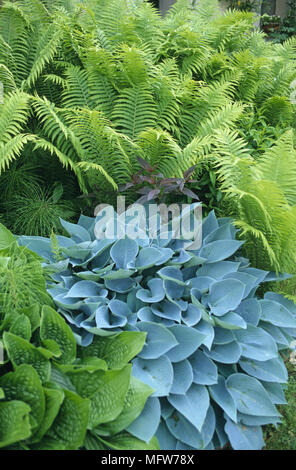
[112,85,157,140]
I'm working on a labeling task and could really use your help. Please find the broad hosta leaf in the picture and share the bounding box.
[166,325,206,362]
[260,300,296,328]
[31,388,64,443]
[136,279,165,303]
[89,365,131,428]
[40,306,76,364]
[80,332,146,369]
[100,377,154,435]
[224,419,265,450]
[199,240,243,263]
[137,322,178,360]
[43,389,90,450]
[204,279,245,316]
[234,325,278,361]
[60,219,91,243]
[214,311,247,330]
[132,356,174,397]
[209,376,237,422]
[166,412,203,449]
[110,238,139,269]
[170,360,193,395]
[135,247,163,270]
[190,350,218,385]
[204,341,242,364]
[9,314,31,340]
[239,357,288,383]
[127,396,161,443]
[99,433,160,450]
[3,332,51,383]
[168,384,209,432]
[226,374,280,417]
[0,401,31,448]
[0,365,45,432]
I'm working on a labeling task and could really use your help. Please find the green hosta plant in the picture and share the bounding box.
[18,207,296,450]
[0,223,158,450]
[0,304,158,450]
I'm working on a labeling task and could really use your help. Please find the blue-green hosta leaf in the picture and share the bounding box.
[99,376,154,436]
[264,292,296,314]
[168,384,209,432]
[234,325,278,361]
[196,261,240,280]
[260,322,291,348]
[190,350,218,385]
[203,279,245,316]
[0,401,31,448]
[60,218,91,243]
[3,332,51,383]
[191,289,215,326]
[204,341,242,364]
[170,360,193,395]
[135,247,163,269]
[213,327,235,345]
[209,375,237,422]
[226,373,281,417]
[203,223,233,244]
[157,266,186,285]
[151,300,182,322]
[77,214,96,236]
[110,238,138,269]
[194,320,215,350]
[190,276,216,294]
[89,365,131,429]
[65,281,107,298]
[262,382,287,405]
[40,305,76,364]
[136,322,178,360]
[127,397,161,443]
[224,418,264,450]
[160,398,174,419]
[214,312,247,330]
[132,356,174,397]
[166,412,203,449]
[155,421,178,450]
[235,298,261,326]
[150,247,174,266]
[94,305,127,329]
[260,299,296,328]
[136,279,165,303]
[164,279,185,300]
[104,278,136,293]
[169,249,192,266]
[202,210,219,238]
[199,240,243,263]
[181,304,202,327]
[0,365,45,432]
[166,325,206,362]
[237,412,281,427]
[17,236,55,262]
[223,272,257,298]
[239,357,288,383]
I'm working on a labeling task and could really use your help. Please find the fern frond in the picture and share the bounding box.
[112,85,157,140]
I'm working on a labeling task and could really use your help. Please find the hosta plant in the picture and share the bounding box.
[17,208,296,450]
[0,224,158,450]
